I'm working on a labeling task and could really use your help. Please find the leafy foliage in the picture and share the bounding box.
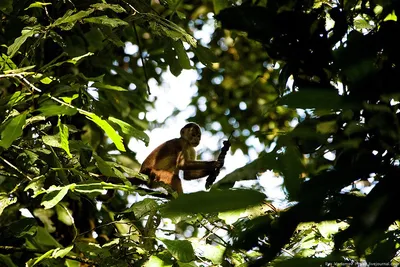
[2,0,400,266]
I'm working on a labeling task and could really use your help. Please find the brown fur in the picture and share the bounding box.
[139,123,221,194]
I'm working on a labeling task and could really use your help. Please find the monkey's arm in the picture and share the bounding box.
[182,170,212,180]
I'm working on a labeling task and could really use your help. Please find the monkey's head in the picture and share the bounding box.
[180,123,201,147]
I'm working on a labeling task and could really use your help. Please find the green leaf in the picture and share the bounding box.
[160,239,195,263]
[108,117,149,145]
[122,198,158,219]
[162,189,265,216]
[41,184,75,209]
[164,42,182,76]
[0,53,17,71]
[193,45,218,69]
[172,40,191,69]
[58,120,72,158]
[0,254,17,267]
[8,27,40,58]
[0,112,27,149]
[38,104,77,117]
[0,194,17,216]
[31,249,54,266]
[142,13,197,47]
[25,2,52,10]
[93,154,117,177]
[203,244,225,264]
[42,134,62,148]
[82,111,125,152]
[91,3,126,13]
[52,245,73,258]
[92,82,128,91]
[83,16,128,27]
[279,89,354,110]
[52,9,94,30]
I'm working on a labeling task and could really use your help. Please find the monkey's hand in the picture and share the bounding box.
[212,160,223,169]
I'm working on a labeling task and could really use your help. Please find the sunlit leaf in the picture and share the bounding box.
[83,16,128,27]
[0,194,17,216]
[160,239,195,263]
[122,198,158,219]
[25,2,52,10]
[41,184,75,209]
[52,9,94,30]
[108,117,149,145]
[58,120,72,158]
[0,53,17,71]
[83,111,125,151]
[52,245,73,258]
[203,244,225,264]
[8,27,40,58]
[91,3,126,13]
[0,112,27,149]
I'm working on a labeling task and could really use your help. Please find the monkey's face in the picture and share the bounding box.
[182,127,201,147]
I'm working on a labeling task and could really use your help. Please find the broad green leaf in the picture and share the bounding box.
[25,2,52,10]
[162,189,265,216]
[93,154,117,177]
[31,249,54,266]
[164,42,182,76]
[82,111,125,152]
[38,104,77,117]
[60,94,79,104]
[91,3,126,13]
[83,16,128,27]
[279,89,353,110]
[25,175,46,197]
[203,244,225,264]
[55,205,73,226]
[0,112,27,149]
[0,53,17,71]
[52,9,94,30]
[122,198,159,219]
[92,82,128,91]
[160,239,195,263]
[58,120,72,158]
[8,27,40,58]
[41,184,75,209]
[0,194,17,216]
[52,245,73,258]
[42,134,62,148]
[145,255,172,267]
[172,40,191,69]
[108,117,149,145]
[193,45,218,69]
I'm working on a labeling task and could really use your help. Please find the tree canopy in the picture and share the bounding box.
[1,0,400,266]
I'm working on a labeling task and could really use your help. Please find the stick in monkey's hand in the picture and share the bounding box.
[205,132,233,189]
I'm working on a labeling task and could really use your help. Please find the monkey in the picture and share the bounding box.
[139,123,223,194]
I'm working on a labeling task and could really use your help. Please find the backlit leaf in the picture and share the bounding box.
[108,117,149,145]
[83,111,125,151]
[0,112,27,149]
[160,239,195,263]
